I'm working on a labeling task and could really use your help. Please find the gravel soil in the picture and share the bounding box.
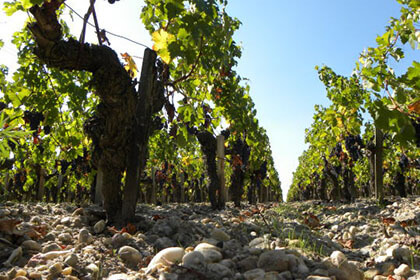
[0,196,419,279]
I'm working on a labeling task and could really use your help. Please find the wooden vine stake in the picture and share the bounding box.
[217,135,226,203]
[180,172,185,203]
[4,172,10,193]
[95,168,104,205]
[374,126,384,204]
[36,168,46,201]
[151,166,157,205]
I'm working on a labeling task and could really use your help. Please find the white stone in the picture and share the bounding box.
[182,251,206,269]
[394,264,411,277]
[330,251,347,267]
[93,220,106,234]
[331,225,339,232]
[108,274,131,280]
[58,232,72,243]
[194,242,221,252]
[146,247,185,274]
[349,226,358,235]
[78,228,93,244]
[86,263,99,273]
[343,231,353,240]
[118,246,142,265]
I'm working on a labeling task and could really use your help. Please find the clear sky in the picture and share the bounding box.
[0,0,413,199]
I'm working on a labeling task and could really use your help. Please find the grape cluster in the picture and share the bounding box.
[330,142,342,158]
[0,102,6,111]
[398,154,409,171]
[152,116,164,131]
[411,118,420,147]
[344,134,364,161]
[221,129,230,139]
[186,123,198,135]
[23,110,44,137]
[258,161,268,179]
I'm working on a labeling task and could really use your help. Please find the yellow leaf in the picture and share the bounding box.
[120,52,138,78]
[337,117,344,128]
[408,100,420,115]
[182,156,191,166]
[152,29,175,64]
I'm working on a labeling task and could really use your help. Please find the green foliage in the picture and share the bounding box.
[142,0,281,199]
[288,0,419,201]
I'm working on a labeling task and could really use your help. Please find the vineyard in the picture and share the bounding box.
[0,0,419,279]
[287,0,420,203]
[0,0,281,223]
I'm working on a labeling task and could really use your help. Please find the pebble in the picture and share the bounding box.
[58,232,72,243]
[48,262,63,276]
[146,247,185,274]
[257,250,289,272]
[394,264,411,277]
[78,228,93,244]
[330,251,347,266]
[207,263,234,279]
[118,246,142,265]
[200,248,223,263]
[243,268,265,280]
[64,254,78,267]
[210,228,230,241]
[0,198,418,280]
[21,240,41,252]
[94,219,106,234]
[182,251,206,269]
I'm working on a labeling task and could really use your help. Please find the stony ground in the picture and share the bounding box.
[0,196,419,280]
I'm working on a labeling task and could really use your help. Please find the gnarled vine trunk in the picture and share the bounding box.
[197,131,224,209]
[28,1,163,223]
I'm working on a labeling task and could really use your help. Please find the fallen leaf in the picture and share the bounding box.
[304,213,320,229]
[238,215,246,222]
[399,219,417,228]
[23,228,42,240]
[241,211,252,217]
[382,217,396,225]
[152,215,165,221]
[107,226,120,234]
[0,219,22,235]
[126,223,137,235]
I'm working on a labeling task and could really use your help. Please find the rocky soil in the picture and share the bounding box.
[0,196,419,280]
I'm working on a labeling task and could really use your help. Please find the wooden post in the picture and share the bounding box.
[375,127,384,204]
[4,172,10,192]
[180,172,185,203]
[37,168,45,201]
[95,168,104,205]
[151,166,157,205]
[217,135,226,203]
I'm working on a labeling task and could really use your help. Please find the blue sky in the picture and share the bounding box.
[225,0,415,198]
[0,0,415,199]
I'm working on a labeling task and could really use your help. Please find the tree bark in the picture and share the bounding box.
[375,127,384,204]
[28,1,137,223]
[197,131,223,209]
[122,48,164,222]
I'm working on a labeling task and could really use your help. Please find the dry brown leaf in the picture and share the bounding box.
[304,213,320,229]
[382,217,396,226]
[0,219,22,235]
